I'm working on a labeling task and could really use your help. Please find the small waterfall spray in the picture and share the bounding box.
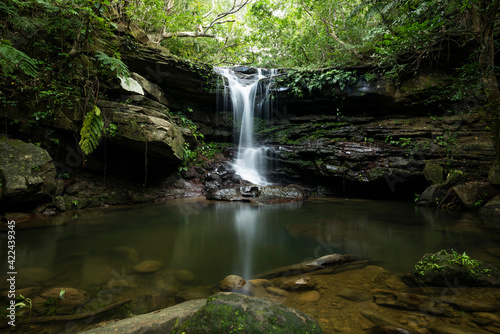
[215,67,277,185]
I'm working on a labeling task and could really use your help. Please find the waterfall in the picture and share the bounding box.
[215,67,277,185]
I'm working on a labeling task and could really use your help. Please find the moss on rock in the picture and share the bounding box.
[172,292,323,334]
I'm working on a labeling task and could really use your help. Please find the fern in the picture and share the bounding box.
[79,105,104,155]
[0,41,38,77]
[95,51,130,79]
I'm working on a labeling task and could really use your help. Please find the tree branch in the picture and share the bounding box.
[203,0,250,33]
[161,31,215,39]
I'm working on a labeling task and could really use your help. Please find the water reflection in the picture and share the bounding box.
[3,198,500,292]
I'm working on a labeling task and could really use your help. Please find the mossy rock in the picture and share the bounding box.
[423,162,443,184]
[172,292,323,334]
[404,250,500,286]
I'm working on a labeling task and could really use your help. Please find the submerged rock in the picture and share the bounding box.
[429,323,490,334]
[133,260,163,273]
[278,276,317,291]
[39,287,87,314]
[172,292,323,334]
[219,274,246,292]
[337,287,372,302]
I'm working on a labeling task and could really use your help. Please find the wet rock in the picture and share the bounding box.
[337,288,372,302]
[368,325,413,334]
[298,290,321,303]
[266,286,288,297]
[428,323,490,334]
[0,139,57,204]
[80,299,206,334]
[219,275,246,291]
[473,312,500,324]
[372,289,449,315]
[247,279,272,287]
[480,194,500,221]
[206,184,307,204]
[442,297,500,312]
[453,182,500,209]
[40,287,87,314]
[173,292,323,333]
[133,260,163,273]
[256,253,359,279]
[360,309,409,330]
[279,276,317,291]
[423,162,444,184]
[418,184,447,206]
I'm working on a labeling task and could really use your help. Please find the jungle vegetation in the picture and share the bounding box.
[0,0,498,157]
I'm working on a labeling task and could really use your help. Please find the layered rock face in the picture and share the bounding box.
[209,69,494,198]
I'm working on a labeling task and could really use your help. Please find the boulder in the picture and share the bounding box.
[480,194,500,221]
[403,250,500,286]
[98,102,184,162]
[172,292,323,333]
[131,72,169,105]
[80,299,206,334]
[219,275,246,292]
[417,184,447,206]
[0,139,56,204]
[423,162,443,184]
[453,182,500,209]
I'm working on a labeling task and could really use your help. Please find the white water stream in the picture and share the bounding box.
[215,67,277,185]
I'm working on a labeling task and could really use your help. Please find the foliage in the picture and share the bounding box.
[415,249,494,278]
[0,40,38,77]
[95,51,130,79]
[275,68,356,98]
[79,105,104,155]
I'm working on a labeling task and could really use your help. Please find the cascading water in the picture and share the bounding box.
[215,67,277,185]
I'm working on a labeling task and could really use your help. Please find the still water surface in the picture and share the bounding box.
[10,197,500,289]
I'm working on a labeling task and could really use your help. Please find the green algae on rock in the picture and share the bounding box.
[172,292,323,334]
